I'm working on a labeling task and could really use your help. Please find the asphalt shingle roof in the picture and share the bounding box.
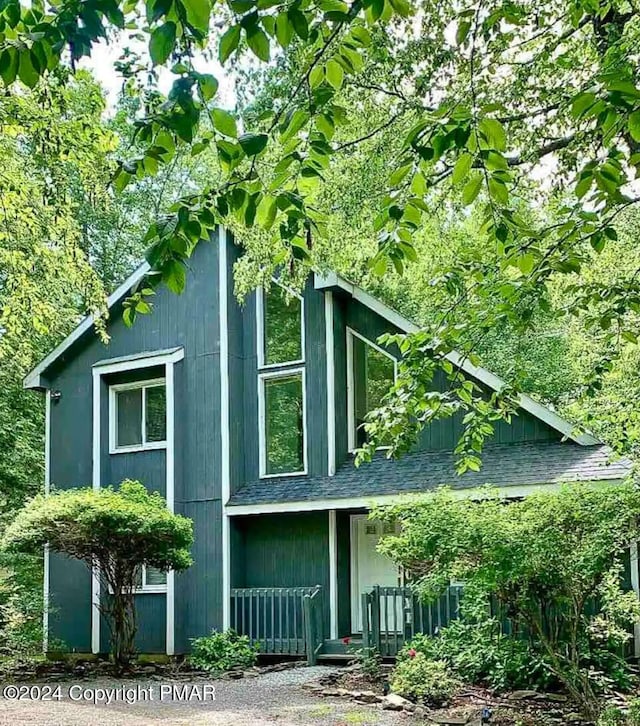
[227,441,632,507]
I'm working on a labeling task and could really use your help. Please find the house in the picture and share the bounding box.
[24,228,633,660]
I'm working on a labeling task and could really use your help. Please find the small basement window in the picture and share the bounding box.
[110,379,166,452]
[260,285,304,367]
[348,331,397,450]
[134,566,167,592]
[260,370,306,476]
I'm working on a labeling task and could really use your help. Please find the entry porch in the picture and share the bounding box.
[228,510,463,662]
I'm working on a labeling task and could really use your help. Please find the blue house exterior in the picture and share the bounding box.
[25,228,632,658]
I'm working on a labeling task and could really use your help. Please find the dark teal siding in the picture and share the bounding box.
[108,450,166,497]
[48,554,92,652]
[47,234,223,653]
[333,297,561,465]
[175,499,222,652]
[233,512,330,632]
[336,510,352,637]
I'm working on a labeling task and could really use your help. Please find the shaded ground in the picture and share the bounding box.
[0,666,418,726]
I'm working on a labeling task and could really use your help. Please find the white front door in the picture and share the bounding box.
[351,516,403,633]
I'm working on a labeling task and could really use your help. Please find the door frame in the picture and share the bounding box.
[349,514,365,633]
[349,514,403,633]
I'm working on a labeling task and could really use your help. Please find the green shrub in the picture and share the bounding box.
[391,653,460,705]
[189,629,259,673]
[399,620,552,692]
[597,702,640,726]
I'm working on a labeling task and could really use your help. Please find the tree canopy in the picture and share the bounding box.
[2,0,640,466]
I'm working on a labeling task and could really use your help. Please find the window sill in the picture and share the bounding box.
[258,359,306,371]
[133,587,167,594]
[260,470,307,480]
[110,442,167,455]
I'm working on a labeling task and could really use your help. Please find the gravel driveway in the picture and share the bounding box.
[0,666,417,726]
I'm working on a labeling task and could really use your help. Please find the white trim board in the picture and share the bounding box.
[328,510,338,639]
[325,291,336,477]
[219,226,231,631]
[314,272,598,447]
[24,261,151,390]
[226,478,625,517]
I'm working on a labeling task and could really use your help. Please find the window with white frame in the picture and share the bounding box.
[347,330,397,451]
[108,565,167,594]
[258,284,307,477]
[258,284,304,367]
[110,379,166,452]
[134,565,167,591]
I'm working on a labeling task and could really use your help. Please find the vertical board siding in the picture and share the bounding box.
[174,499,222,653]
[99,594,167,654]
[46,235,223,653]
[234,512,330,634]
[333,297,561,468]
[108,450,166,496]
[336,510,352,637]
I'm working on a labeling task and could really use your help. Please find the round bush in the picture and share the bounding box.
[391,653,460,705]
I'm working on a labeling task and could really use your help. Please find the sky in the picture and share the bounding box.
[80,33,238,112]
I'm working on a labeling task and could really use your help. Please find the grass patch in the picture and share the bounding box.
[344,712,376,724]
[308,705,333,717]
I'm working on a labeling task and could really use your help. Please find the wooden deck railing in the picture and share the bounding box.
[362,585,464,657]
[230,586,324,661]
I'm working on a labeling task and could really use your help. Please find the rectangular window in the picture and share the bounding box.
[111,379,167,452]
[132,566,167,592]
[348,331,396,450]
[261,371,306,476]
[260,285,304,366]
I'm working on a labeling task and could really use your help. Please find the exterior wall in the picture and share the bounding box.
[231,275,330,492]
[331,296,561,469]
[43,228,570,654]
[46,235,223,654]
[231,512,331,633]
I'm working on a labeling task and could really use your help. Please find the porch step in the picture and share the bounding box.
[321,638,363,655]
[316,653,355,662]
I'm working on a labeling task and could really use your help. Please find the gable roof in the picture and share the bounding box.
[315,272,598,446]
[228,441,631,510]
[24,242,597,446]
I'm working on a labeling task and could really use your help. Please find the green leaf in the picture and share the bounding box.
[0,48,19,85]
[18,51,39,88]
[181,0,211,33]
[462,172,482,205]
[456,19,471,45]
[149,22,176,65]
[452,152,473,184]
[629,111,640,143]
[571,92,597,119]
[309,65,324,89]
[479,118,506,151]
[388,0,411,17]
[246,23,270,62]
[488,176,509,205]
[256,194,277,229]
[198,73,218,101]
[238,132,268,156]
[325,59,343,90]
[164,259,187,294]
[389,163,412,186]
[212,108,238,138]
[219,25,241,63]
[288,9,308,40]
[517,253,535,274]
[275,12,294,47]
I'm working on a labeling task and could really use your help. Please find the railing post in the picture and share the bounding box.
[371,585,381,654]
[303,594,316,665]
[361,592,370,649]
